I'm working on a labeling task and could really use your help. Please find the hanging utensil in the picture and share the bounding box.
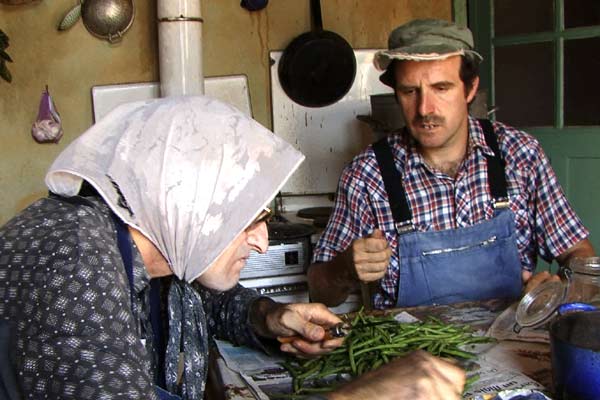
[278,0,356,107]
[57,0,135,43]
[82,0,135,43]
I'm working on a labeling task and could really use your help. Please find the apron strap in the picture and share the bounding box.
[373,120,509,227]
[478,119,509,207]
[111,215,167,389]
[373,137,414,233]
[149,279,167,388]
[112,215,136,310]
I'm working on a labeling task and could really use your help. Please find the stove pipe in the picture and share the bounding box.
[157,0,204,96]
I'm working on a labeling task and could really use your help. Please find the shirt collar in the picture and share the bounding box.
[403,129,425,172]
[399,117,496,173]
[468,116,496,158]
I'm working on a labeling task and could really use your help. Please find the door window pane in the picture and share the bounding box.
[564,37,600,125]
[494,42,554,127]
[494,0,553,36]
[565,0,600,29]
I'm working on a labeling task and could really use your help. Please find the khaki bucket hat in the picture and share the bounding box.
[375,19,483,86]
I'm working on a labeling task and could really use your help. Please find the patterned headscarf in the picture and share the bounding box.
[46,95,304,282]
[45,95,304,398]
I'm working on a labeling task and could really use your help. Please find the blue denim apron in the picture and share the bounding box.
[373,119,522,307]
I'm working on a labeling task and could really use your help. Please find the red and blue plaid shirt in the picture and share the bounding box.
[313,117,589,308]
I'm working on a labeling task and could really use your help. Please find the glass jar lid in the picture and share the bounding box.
[569,256,600,276]
[515,280,568,329]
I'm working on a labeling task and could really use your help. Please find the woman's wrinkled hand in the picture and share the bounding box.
[265,302,345,357]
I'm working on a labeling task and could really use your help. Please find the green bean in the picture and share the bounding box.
[440,347,476,359]
[300,387,332,393]
[277,310,494,397]
[348,342,357,374]
[465,373,480,390]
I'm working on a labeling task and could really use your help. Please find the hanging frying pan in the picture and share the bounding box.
[278,0,356,108]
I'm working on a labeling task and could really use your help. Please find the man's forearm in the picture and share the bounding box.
[557,238,596,267]
[307,255,358,306]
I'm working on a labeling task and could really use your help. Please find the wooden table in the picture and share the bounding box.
[207,299,553,399]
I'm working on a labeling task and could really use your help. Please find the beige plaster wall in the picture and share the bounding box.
[0,0,450,225]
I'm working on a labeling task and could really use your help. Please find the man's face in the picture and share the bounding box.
[393,56,478,154]
[196,221,269,291]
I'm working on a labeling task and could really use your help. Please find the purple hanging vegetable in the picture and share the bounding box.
[31,85,63,144]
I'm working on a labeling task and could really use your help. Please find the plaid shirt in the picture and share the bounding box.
[313,117,589,308]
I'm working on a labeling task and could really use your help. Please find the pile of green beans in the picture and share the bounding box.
[280,311,492,397]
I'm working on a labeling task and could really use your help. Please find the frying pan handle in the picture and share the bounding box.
[310,0,323,31]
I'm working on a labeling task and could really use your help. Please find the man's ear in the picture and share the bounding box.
[466,76,480,104]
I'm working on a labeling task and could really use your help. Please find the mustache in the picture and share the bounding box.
[413,115,444,125]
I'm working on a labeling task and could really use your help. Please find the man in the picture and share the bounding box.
[307,19,595,309]
[0,96,464,400]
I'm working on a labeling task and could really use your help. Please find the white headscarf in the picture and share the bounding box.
[46,95,304,282]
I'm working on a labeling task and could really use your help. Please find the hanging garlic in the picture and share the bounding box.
[31,86,63,144]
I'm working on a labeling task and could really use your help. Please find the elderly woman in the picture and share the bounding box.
[0,96,465,400]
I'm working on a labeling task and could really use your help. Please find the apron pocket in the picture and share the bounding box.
[421,235,498,256]
[417,235,521,305]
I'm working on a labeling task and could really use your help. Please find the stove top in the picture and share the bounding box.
[296,206,333,228]
[268,221,315,241]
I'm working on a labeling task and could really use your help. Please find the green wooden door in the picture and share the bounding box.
[468,0,600,271]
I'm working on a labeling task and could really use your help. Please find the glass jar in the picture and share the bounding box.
[564,257,600,307]
[515,257,600,331]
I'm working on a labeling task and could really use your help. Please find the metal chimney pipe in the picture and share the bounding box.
[157,0,204,96]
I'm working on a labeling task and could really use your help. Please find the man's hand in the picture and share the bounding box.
[344,229,392,283]
[306,229,392,306]
[522,239,596,294]
[327,351,466,400]
[522,270,561,294]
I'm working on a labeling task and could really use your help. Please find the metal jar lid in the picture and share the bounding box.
[514,280,569,331]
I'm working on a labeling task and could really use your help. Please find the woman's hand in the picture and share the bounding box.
[250,299,344,357]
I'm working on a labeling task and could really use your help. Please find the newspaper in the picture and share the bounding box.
[214,340,291,399]
[478,340,553,390]
[215,339,287,376]
[393,310,421,323]
[214,308,552,400]
[469,390,551,400]
[463,357,548,399]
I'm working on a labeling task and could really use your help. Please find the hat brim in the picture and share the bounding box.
[375,46,483,88]
[374,45,483,71]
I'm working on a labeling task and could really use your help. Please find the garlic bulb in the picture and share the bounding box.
[32,86,63,144]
